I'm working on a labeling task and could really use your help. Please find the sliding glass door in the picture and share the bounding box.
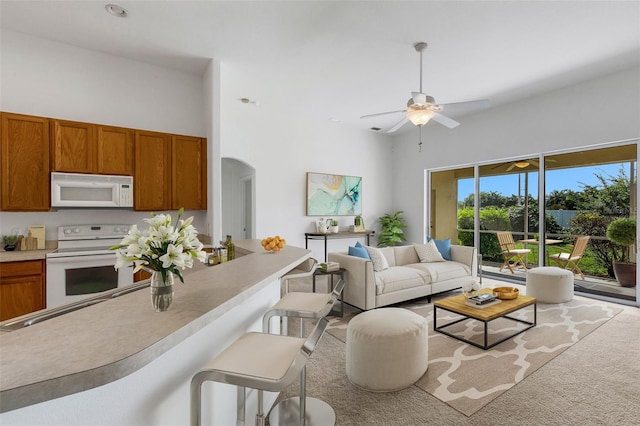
[427,142,638,304]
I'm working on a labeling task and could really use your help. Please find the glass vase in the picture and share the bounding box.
[463,289,479,299]
[150,271,174,312]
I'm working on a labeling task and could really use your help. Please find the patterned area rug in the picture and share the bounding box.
[326,295,622,416]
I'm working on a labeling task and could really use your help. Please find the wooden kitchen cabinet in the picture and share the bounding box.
[134,130,172,210]
[0,260,46,321]
[135,131,207,211]
[97,125,134,175]
[0,112,50,211]
[50,119,96,173]
[172,135,207,210]
[51,119,133,176]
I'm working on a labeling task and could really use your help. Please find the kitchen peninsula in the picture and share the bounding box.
[0,240,311,425]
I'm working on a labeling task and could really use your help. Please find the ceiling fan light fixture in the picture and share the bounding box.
[407,109,434,126]
[514,161,530,168]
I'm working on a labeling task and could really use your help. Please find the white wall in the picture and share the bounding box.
[0,30,209,239]
[0,30,395,258]
[218,62,394,260]
[391,66,640,244]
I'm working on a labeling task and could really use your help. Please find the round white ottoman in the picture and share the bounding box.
[346,307,428,392]
[526,267,574,303]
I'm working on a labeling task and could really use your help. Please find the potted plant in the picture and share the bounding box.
[606,217,636,287]
[3,234,19,251]
[329,219,339,233]
[377,211,407,247]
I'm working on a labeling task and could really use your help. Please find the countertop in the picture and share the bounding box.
[0,240,311,413]
[0,241,57,262]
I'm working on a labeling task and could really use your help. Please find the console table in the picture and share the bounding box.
[305,230,374,261]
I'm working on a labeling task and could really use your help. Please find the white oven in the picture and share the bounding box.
[46,224,134,309]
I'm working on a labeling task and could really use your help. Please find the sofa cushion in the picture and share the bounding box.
[414,241,445,263]
[374,266,429,295]
[392,245,420,266]
[406,261,471,283]
[428,237,451,260]
[365,246,389,272]
[349,242,370,259]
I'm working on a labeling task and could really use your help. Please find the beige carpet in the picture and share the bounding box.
[325,291,622,416]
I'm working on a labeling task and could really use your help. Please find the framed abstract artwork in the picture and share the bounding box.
[306,172,362,216]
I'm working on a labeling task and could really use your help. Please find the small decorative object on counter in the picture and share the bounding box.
[329,219,339,233]
[462,280,481,299]
[2,234,19,251]
[110,207,207,312]
[354,215,365,232]
[261,235,286,253]
[224,235,235,261]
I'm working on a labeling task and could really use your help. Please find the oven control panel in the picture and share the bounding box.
[58,224,132,240]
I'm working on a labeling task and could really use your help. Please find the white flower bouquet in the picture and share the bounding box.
[110,208,207,283]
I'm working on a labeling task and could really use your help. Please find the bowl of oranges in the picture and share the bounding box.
[261,236,286,253]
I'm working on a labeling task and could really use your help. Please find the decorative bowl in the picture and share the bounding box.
[492,286,519,300]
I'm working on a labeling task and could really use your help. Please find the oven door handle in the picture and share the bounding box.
[46,254,117,263]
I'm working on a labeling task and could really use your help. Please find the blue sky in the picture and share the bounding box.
[457,163,629,201]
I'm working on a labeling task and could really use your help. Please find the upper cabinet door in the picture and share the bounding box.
[97,125,134,176]
[172,135,207,210]
[134,130,171,211]
[0,113,50,211]
[50,119,96,173]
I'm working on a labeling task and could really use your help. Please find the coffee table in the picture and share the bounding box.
[433,289,536,350]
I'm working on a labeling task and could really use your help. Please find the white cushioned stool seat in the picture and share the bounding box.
[346,307,428,392]
[526,266,574,303]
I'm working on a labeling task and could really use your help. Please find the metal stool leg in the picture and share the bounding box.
[237,387,245,426]
[268,365,335,426]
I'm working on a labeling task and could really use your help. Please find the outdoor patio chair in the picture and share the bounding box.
[496,231,531,274]
[549,236,590,280]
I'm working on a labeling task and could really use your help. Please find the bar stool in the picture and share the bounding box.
[190,317,329,426]
[263,278,345,336]
[281,257,318,294]
[259,279,344,425]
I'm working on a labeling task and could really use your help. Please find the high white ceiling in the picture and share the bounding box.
[1,1,639,134]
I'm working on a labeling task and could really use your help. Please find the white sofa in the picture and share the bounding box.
[328,244,477,311]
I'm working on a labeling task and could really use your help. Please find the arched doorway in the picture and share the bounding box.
[221,158,255,239]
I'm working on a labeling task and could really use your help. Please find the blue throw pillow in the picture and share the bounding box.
[349,242,370,259]
[428,237,451,260]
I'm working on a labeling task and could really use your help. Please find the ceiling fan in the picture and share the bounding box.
[492,158,556,172]
[361,42,490,134]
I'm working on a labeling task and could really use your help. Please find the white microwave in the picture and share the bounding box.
[51,172,134,208]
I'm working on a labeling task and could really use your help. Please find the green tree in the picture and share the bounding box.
[508,202,562,234]
[576,168,630,216]
[457,206,509,261]
[570,212,622,277]
[546,189,583,210]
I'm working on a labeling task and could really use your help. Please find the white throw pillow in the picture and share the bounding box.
[365,246,389,272]
[414,241,445,263]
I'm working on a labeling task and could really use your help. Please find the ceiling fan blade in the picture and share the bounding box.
[386,116,409,133]
[529,159,540,167]
[360,109,407,119]
[507,163,517,172]
[438,99,490,115]
[431,112,460,129]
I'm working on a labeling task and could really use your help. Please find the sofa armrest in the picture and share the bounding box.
[327,252,376,310]
[450,245,478,278]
